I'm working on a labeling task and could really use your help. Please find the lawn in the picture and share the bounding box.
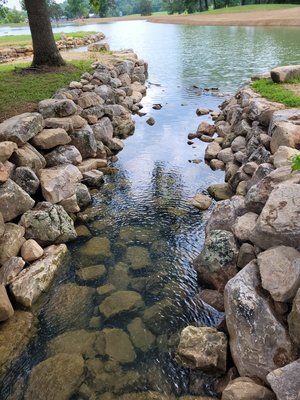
[0,60,93,122]
[252,78,300,108]
[0,31,96,48]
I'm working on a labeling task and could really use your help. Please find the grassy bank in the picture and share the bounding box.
[0,31,96,48]
[252,79,300,108]
[0,60,93,122]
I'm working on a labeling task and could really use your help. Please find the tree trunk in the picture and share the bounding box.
[24,0,65,67]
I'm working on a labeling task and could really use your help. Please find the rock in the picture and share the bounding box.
[0,223,25,264]
[196,108,210,116]
[243,161,258,175]
[191,194,212,210]
[127,317,155,352]
[39,164,82,204]
[19,202,76,245]
[77,158,107,173]
[0,179,35,222]
[125,246,151,270]
[38,98,77,118]
[76,264,106,282]
[237,243,256,269]
[107,262,130,291]
[45,145,82,167]
[218,148,234,163]
[11,165,39,196]
[93,117,113,144]
[99,290,144,319]
[31,128,71,150]
[193,230,238,292]
[0,257,25,285]
[273,146,299,168]
[75,224,90,238]
[0,311,35,377]
[271,65,300,83]
[0,162,9,183]
[231,136,246,153]
[207,183,233,201]
[146,117,155,126]
[210,159,225,170]
[258,246,300,302]
[200,135,214,143]
[44,117,73,132]
[75,183,91,209]
[224,260,295,382]
[80,236,111,259]
[221,377,275,400]
[267,359,300,400]
[198,289,224,312]
[77,92,103,109]
[25,353,84,400]
[59,194,80,213]
[44,283,95,331]
[197,122,215,136]
[0,211,4,237]
[232,212,258,242]
[176,326,227,372]
[21,239,44,262]
[205,142,221,160]
[82,169,104,188]
[248,97,285,127]
[0,113,44,145]
[235,180,247,196]
[270,120,300,154]
[250,183,300,250]
[0,284,14,321]
[10,143,46,172]
[10,244,67,307]
[70,125,97,159]
[102,328,136,364]
[0,141,17,163]
[288,289,300,348]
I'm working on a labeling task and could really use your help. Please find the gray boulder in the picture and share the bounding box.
[288,289,300,349]
[70,125,97,159]
[267,359,300,400]
[0,223,25,264]
[93,117,114,145]
[222,377,275,400]
[12,167,40,195]
[0,257,25,286]
[10,143,46,173]
[0,284,14,321]
[45,145,82,167]
[38,98,77,118]
[271,65,300,83]
[0,113,44,145]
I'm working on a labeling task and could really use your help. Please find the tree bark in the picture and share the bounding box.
[24,0,65,67]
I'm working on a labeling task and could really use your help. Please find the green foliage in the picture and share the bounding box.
[252,79,300,108]
[0,6,27,23]
[90,0,116,17]
[140,0,152,15]
[291,154,300,171]
[64,0,90,18]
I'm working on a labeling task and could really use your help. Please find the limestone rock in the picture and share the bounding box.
[12,166,40,195]
[0,284,14,321]
[0,141,17,163]
[191,194,212,210]
[271,65,300,83]
[127,317,155,352]
[70,125,97,159]
[267,359,300,400]
[0,257,25,285]
[0,113,44,145]
[0,179,35,222]
[0,223,25,264]
[19,202,76,245]
[10,244,67,307]
[222,377,275,400]
[25,353,84,400]
[288,289,300,348]
[232,212,258,242]
[99,290,144,319]
[207,183,233,201]
[102,328,136,364]
[31,128,71,150]
[21,239,44,263]
[76,264,106,282]
[10,143,46,172]
[224,260,295,382]
[38,98,77,118]
[193,230,238,291]
[39,164,82,204]
[250,183,300,250]
[176,326,227,372]
[273,146,299,168]
[45,145,82,167]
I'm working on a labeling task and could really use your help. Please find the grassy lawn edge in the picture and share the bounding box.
[252,79,300,108]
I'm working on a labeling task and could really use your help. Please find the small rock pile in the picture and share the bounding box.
[179,65,300,399]
[0,50,148,322]
[0,32,105,63]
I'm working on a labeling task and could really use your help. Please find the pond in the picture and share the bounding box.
[1,20,300,399]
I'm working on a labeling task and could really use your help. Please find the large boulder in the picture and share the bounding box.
[99,290,144,319]
[258,246,300,302]
[0,141,17,163]
[12,166,40,195]
[288,288,300,349]
[77,92,103,109]
[0,257,25,285]
[221,377,275,400]
[44,145,82,167]
[0,223,25,264]
[232,212,258,242]
[250,183,300,250]
[70,125,97,159]
[270,120,300,153]
[92,117,114,145]
[10,143,46,173]
[273,146,299,168]
[0,179,35,222]
[38,98,77,118]
[193,230,238,292]
[0,284,14,321]
[224,260,295,382]
[25,353,84,400]
[10,244,67,307]
[271,65,300,83]
[127,317,155,352]
[19,202,76,245]
[267,359,300,400]
[31,128,71,150]
[0,113,44,145]
[39,164,82,204]
[176,326,227,372]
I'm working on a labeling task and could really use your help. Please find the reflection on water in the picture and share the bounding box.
[1,20,300,399]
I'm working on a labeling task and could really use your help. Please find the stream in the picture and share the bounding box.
[1,20,300,399]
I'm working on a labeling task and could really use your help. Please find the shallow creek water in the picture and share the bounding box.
[1,21,300,399]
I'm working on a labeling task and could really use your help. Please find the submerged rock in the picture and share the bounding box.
[76,264,106,282]
[102,328,136,364]
[125,246,151,270]
[191,194,212,210]
[80,236,112,259]
[99,290,144,319]
[127,317,155,352]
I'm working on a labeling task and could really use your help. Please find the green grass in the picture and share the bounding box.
[0,31,96,48]
[202,3,299,14]
[252,78,300,108]
[0,60,93,121]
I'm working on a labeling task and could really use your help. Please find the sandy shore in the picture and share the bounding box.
[79,7,300,27]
